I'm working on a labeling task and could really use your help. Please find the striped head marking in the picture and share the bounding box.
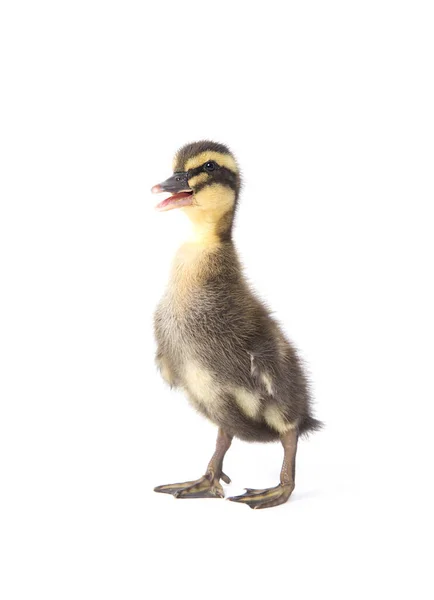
[152,141,241,241]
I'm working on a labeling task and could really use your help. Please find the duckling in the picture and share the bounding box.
[151,141,321,509]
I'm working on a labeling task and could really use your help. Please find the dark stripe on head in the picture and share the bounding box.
[192,166,238,194]
[174,140,233,172]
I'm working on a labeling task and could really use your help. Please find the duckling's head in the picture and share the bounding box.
[152,141,241,241]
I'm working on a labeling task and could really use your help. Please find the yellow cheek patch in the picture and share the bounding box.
[185,151,238,173]
[195,184,235,213]
[186,185,235,235]
[188,172,209,188]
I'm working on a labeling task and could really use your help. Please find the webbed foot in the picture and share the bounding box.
[228,482,294,509]
[154,471,231,499]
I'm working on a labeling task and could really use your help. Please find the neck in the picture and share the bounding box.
[186,211,234,246]
[188,223,223,246]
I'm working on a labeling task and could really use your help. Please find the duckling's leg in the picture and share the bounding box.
[228,429,298,509]
[154,428,232,499]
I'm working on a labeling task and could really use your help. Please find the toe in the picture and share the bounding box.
[221,472,231,484]
[228,484,293,509]
[176,487,224,499]
[155,476,224,499]
[154,480,199,495]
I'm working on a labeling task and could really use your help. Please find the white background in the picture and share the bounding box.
[1,1,433,598]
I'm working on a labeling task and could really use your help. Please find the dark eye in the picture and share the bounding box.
[204,161,216,172]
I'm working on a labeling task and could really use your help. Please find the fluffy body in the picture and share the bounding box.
[154,239,320,442]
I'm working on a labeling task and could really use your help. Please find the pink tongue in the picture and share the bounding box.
[156,191,193,210]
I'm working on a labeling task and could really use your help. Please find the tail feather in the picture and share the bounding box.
[299,415,324,437]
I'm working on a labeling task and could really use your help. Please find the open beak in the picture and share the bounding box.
[151,172,194,212]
